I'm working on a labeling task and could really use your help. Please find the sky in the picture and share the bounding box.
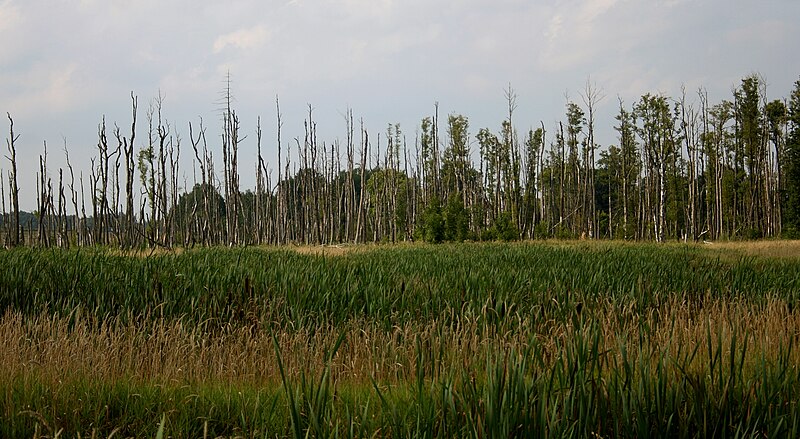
[1,0,799,211]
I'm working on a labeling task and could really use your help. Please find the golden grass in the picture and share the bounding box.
[3,296,798,390]
[105,246,187,258]
[291,244,361,257]
[92,239,800,261]
[289,241,423,256]
[702,240,800,259]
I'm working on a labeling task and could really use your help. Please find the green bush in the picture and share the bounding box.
[492,212,519,241]
[443,194,468,242]
[419,196,444,243]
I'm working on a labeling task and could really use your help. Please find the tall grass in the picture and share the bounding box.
[1,243,798,325]
[1,242,799,437]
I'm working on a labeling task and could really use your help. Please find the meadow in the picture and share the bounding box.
[2,241,800,438]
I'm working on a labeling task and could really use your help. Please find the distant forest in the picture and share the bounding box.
[3,73,800,248]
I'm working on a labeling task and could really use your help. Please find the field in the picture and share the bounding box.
[2,241,800,437]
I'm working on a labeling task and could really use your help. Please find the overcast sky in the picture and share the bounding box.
[2,0,799,210]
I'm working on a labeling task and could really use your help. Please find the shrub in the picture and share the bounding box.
[419,196,444,243]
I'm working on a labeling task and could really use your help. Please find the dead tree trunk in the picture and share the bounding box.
[6,113,21,246]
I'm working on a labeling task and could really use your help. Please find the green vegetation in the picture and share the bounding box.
[2,242,800,437]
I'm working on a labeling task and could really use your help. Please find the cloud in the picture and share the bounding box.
[0,0,20,31]
[545,14,563,41]
[725,19,788,46]
[2,63,85,118]
[578,0,620,23]
[538,0,670,72]
[0,0,23,59]
[213,25,270,53]
[341,0,395,21]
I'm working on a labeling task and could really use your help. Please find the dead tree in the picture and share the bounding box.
[37,141,49,247]
[581,80,604,238]
[119,93,138,248]
[6,113,20,246]
[64,142,82,246]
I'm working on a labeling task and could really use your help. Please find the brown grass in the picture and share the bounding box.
[3,296,799,390]
[106,247,187,258]
[290,244,363,257]
[700,240,800,259]
[289,241,422,256]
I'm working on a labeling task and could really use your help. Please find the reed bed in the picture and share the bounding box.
[1,242,799,437]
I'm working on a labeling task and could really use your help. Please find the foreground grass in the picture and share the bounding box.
[1,242,800,437]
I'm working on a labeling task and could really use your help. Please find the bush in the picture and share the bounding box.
[492,212,519,242]
[782,225,800,239]
[443,194,468,242]
[533,221,552,240]
[419,196,444,243]
[744,227,763,240]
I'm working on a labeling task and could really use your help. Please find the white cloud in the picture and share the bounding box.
[538,0,668,72]
[2,63,85,117]
[0,0,20,31]
[213,25,270,53]
[336,0,396,22]
[545,14,563,41]
[579,0,620,23]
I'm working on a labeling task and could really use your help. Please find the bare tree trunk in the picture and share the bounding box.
[581,81,603,238]
[58,168,68,248]
[658,130,667,243]
[38,142,49,247]
[5,113,21,246]
[168,133,180,248]
[346,109,355,242]
[276,96,286,245]
[256,117,264,244]
[125,94,138,247]
[356,121,368,243]
[559,122,566,228]
[683,91,697,241]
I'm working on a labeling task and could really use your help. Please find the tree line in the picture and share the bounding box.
[3,74,800,248]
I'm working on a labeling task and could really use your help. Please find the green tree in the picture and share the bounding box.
[491,211,519,241]
[734,75,766,234]
[785,79,800,236]
[597,145,621,238]
[420,115,439,203]
[171,183,226,245]
[477,127,500,223]
[443,193,468,242]
[442,114,470,199]
[614,101,640,239]
[634,93,676,241]
[521,127,544,237]
[565,102,586,236]
[766,99,787,235]
[419,195,444,243]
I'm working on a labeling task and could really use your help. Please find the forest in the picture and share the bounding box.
[3,73,800,248]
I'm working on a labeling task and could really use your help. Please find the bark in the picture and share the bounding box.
[5,113,21,246]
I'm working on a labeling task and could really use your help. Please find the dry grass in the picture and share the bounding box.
[106,246,187,258]
[3,296,798,390]
[528,238,800,260]
[289,241,425,256]
[290,244,364,257]
[701,240,800,259]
